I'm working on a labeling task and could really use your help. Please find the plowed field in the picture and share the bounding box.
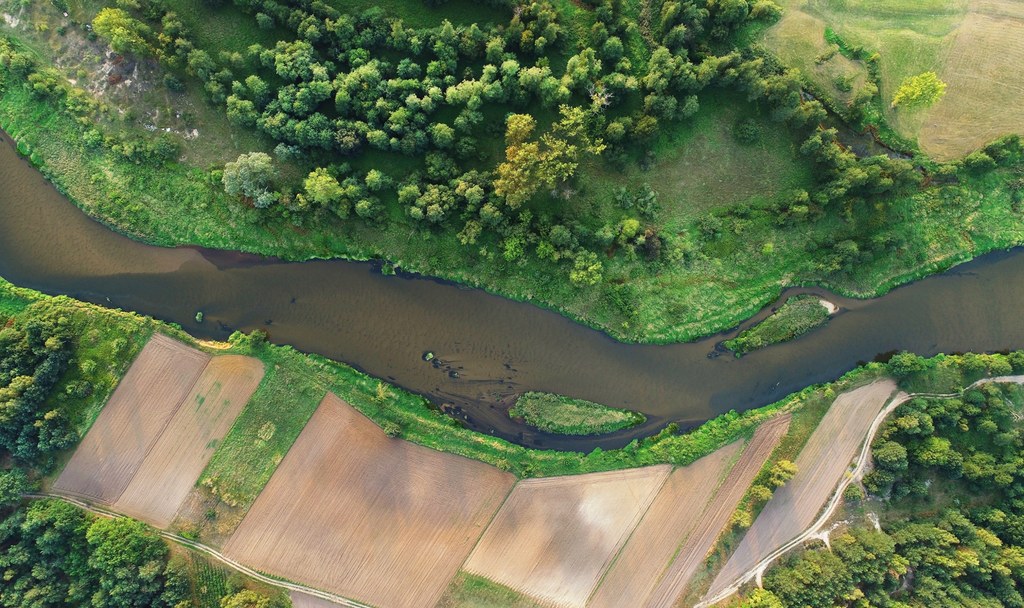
[464,465,672,608]
[588,441,744,608]
[115,355,265,527]
[706,380,898,598]
[223,393,516,608]
[644,414,792,608]
[53,334,210,502]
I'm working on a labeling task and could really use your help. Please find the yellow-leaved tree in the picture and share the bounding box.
[493,105,605,208]
[890,71,947,109]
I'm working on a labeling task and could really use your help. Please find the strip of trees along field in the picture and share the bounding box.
[744,360,1024,607]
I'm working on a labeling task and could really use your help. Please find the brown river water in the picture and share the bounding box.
[1,135,1021,451]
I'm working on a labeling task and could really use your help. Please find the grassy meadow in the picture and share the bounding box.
[764,0,1024,158]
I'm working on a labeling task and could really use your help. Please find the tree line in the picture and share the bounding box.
[742,354,1024,607]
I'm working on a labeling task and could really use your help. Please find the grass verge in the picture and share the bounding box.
[436,572,545,608]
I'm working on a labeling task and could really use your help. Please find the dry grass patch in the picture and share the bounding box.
[223,393,515,608]
[645,414,792,608]
[115,355,265,527]
[920,1,1024,159]
[764,9,868,105]
[53,333,210,502]
[706,379,899,598]
[464,465,671,608]
[588,441,744,608]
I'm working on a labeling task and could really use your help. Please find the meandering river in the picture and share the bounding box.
[2,136,1021,450]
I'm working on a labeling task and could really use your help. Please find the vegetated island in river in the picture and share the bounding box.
[509,391,646,435]
[1,1,1023,345]
[723,295,836,356]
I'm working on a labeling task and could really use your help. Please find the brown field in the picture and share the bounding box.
[464,465,671,608]
[644,414,792,608]
[115,355,265,527]
[920,0,1024,159]
[53,333,211,502]
[587,441,744,608]
[223,393,516,608]
[706,380,898,598]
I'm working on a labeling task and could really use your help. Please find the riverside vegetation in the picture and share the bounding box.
[5,282,1024,605]
[723,294,830,356]
[508,391,645,435]
[0,0,1022,344]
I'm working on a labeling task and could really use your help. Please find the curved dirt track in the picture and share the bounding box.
[706,379,899,599]
[23,493,367,608]
[700,375,1024,607]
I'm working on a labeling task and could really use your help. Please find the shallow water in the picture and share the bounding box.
[2,135,1021,450]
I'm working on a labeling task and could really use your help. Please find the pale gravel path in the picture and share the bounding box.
[698,375,1024,607]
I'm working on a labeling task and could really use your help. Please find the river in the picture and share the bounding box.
[1,135,1020,451]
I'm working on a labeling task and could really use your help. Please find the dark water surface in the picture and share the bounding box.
[1,137,1021,450]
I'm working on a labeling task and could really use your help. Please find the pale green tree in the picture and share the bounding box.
[891,71,947,109]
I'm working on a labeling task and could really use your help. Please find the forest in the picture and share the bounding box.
[4,0,1020,346]
[741,358,1024,607]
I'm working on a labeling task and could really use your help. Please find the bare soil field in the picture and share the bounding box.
[223,393,515,608]
[115,355,265,527]
[644,414,792,608]
[464,465,671,608]
[920,0,1024,159]
[53,333,210,502]
[588,441,744,608]
[706,379,898,598]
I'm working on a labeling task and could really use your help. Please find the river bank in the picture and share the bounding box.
[8,129,1024,448]
[2,46,1024,347]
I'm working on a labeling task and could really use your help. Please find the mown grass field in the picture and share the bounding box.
[765,0,1024,158]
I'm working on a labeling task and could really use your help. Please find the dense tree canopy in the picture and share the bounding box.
[746,378,1024,607]
[0,314,77,465]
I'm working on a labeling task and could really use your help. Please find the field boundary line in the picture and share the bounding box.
[22,493,372,608]
[112,335,216,505]
[649,437,748,597]
[456,475,519,578]
[697,375,1024,607]
[586,464,675,605]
